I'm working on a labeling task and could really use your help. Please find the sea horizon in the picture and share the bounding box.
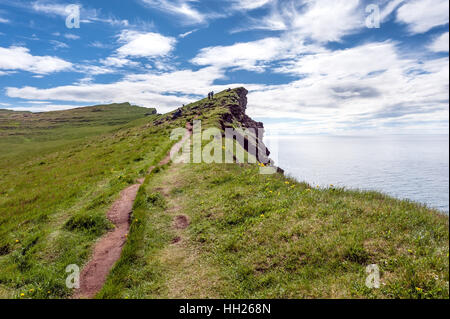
[265,134,449,213]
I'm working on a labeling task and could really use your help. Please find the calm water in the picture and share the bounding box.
[265,135,449,213]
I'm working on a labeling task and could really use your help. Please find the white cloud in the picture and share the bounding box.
[275,41,404,76]
[74,65,114,75]
[5,39,449,134]
[231,0,273,11]
[49,40,69,49]
[179,29,198,38]
[288,0,363,42]
[5,66,226,113]
[140,0,206,24]
[31,1,68,16]
[116,30,176,58]
[245,42,449,134]
[0,46,72,74]
[0,70,17,76]
[89,16,129,27]
[100,56,140,68]
[2,1,448,134]
[24,101,51,104]
[30,1,129,27]
[234,0,363,42]
[396,0,449,34]
[192,38,284,71]
[0,17,10,23]
[191,36,323,71]
[89,41,111,49]
[379,0,405,22]
[428,32,449,52]
[64,33,80,40]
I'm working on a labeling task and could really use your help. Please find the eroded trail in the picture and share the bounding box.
[74,123,192,299]
[74,183,141,299]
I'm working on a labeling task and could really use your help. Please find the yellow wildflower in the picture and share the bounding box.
[285,181,289,184]
[15,239,19,243]
[20,293,25,297]
[29,289,34,293]
[415,287,423,293]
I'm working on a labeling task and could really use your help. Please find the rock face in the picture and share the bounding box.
[228,88,265,130]
[220,87,276,168]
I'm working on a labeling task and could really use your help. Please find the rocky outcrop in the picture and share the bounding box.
[151,87,283,174]
[220,88,282,173]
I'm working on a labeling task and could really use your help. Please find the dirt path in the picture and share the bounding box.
[150,157,224,298]
[74,123,192,299]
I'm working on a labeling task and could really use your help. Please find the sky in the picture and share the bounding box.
[0,0,448,135]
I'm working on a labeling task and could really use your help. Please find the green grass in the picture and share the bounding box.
[0,103,156,160]
[1,88,448,299]
[0,103,169,299]
[99,161,449,299]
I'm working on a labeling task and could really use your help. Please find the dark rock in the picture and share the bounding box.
[172,108,182,120]
[220,87,276,167]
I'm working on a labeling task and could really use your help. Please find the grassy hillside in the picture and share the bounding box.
[0,89,448,299]
[0,103,156,159]
[99,162,448,299]
[0,103,165,298]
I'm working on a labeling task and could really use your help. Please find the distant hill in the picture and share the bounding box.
[0,103,156,159]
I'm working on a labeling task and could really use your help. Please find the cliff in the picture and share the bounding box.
[155,87,277,169]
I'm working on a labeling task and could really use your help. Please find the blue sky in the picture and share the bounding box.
[0,0,448,135]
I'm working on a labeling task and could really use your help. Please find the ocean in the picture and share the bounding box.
[265,135,449,213]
